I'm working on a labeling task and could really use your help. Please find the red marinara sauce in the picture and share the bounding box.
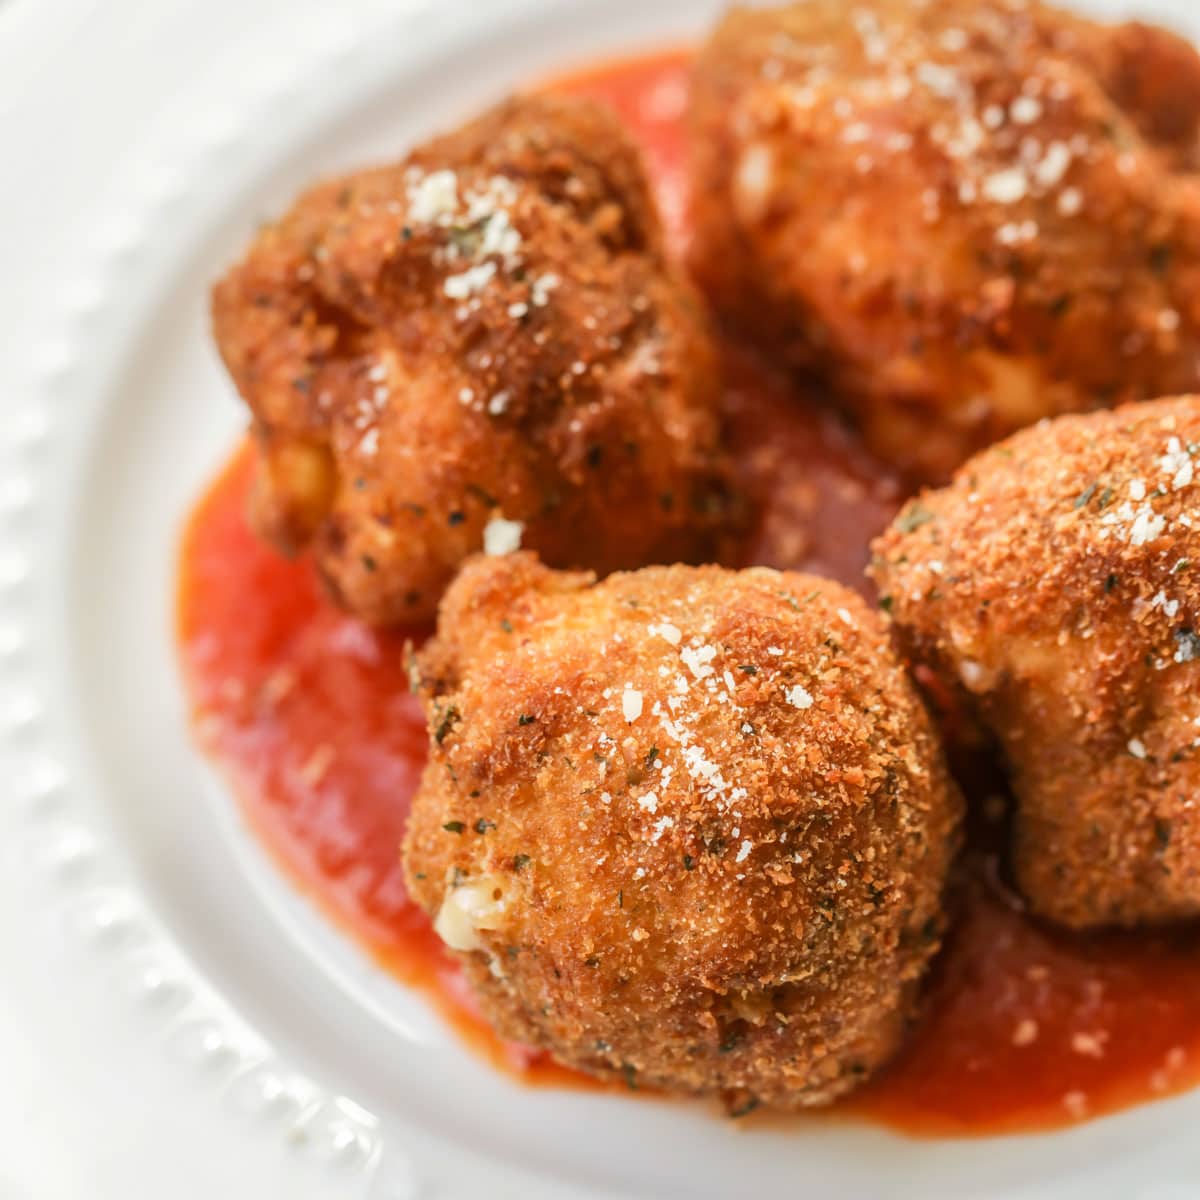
[177,48,1200,1135]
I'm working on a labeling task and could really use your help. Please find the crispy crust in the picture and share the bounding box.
[871,395,1200,928]
[402,554,962,1109]
[689,0,1200,482]
[212,94,733,625]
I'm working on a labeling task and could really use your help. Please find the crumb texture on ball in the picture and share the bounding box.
[690,0,1200,481]
[213,94,731,625]
[872,395,1200,928]
[403,554,962,1109]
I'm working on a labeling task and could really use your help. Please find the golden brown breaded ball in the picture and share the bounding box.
[871,395,1200,929]
[690,0,1200,482]
[402,553,962,1110]
[212,95,731,625]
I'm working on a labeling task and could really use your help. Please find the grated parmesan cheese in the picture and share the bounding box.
[482,514,524,556]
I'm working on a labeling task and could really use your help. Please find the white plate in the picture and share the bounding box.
[2,0,1200,1196]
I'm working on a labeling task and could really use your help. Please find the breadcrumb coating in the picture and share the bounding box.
[872,395,1200,928]
[213,94,732,625]
[403,554,962,1110]
[690,0,1200,481]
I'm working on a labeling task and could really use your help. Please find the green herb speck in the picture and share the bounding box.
[434,705,461,745]
[896,502,935,533]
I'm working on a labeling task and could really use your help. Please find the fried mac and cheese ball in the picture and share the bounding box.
[872,396,1200,929]
[690,0,1200,481]
[212,95,730,625]
[403,554,961,1109]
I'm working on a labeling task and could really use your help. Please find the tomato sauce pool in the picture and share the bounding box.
[177,49,1200,1135]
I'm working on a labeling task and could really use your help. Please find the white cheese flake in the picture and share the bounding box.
[915,61,961,99]
[1010,96,1043,125]
[482,514,524,556]
[622,688,644,723]
[443,260,497,300]
[478,208,520,263]
[1034,141,1071,188]
[1150,591,1180,619]
[996,219,1037,246]
[649,621,682,646]
[1129,510,1166,546]
[1057,187,1083,216]
[1161,438,1194,490]
[530,273,560,307]
[407,169,459,224]
[982,167,1028,205]
[681,643,717,680]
